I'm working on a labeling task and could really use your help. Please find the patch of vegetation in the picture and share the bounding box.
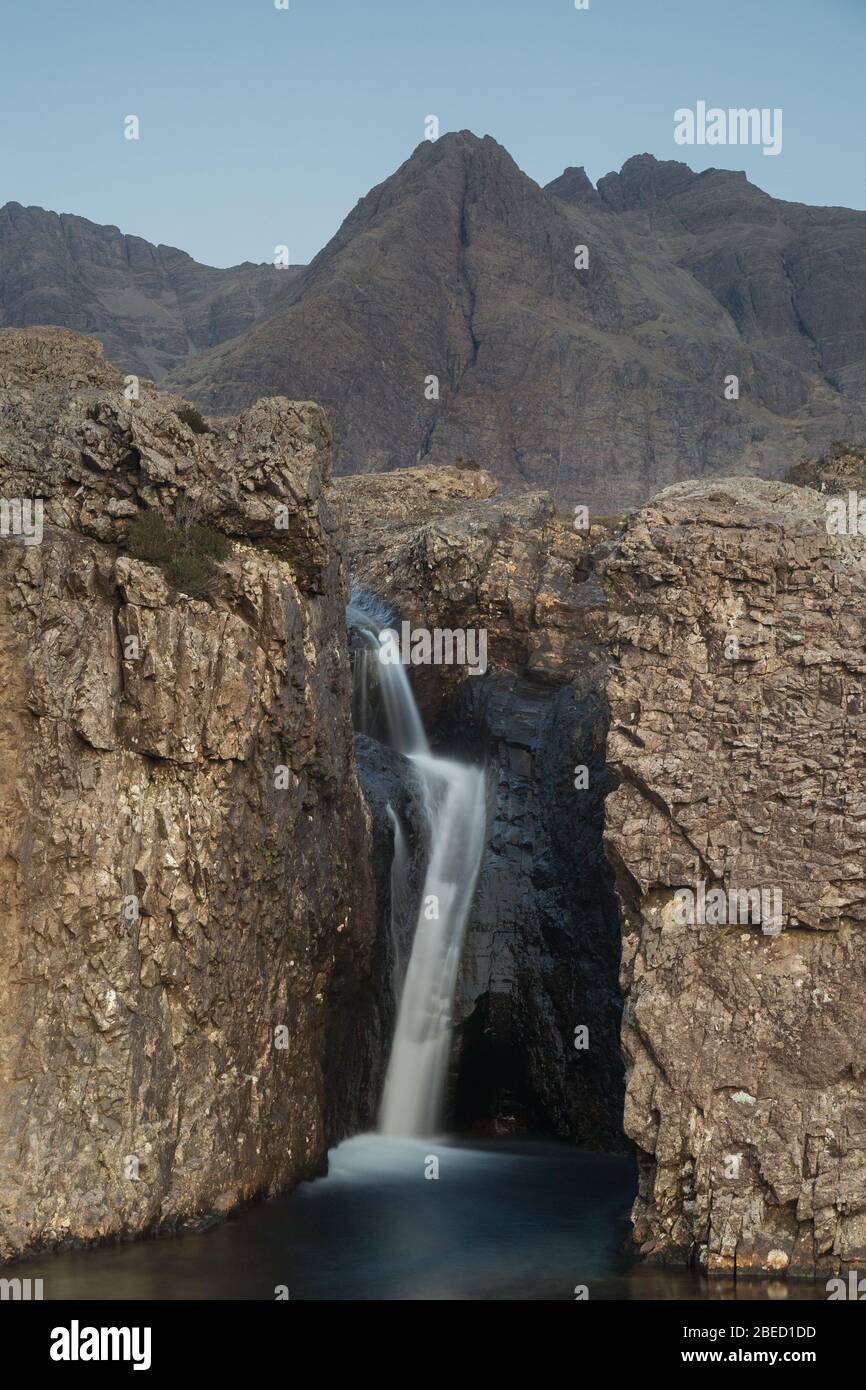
[164,550,217,597]
[126,510,175,565]
[260,841,278,867]
[829,440,866,460]
[175,404,211,435]
[126,505,230,600]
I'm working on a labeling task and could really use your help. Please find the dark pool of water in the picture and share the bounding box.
[23,1137,825,1301]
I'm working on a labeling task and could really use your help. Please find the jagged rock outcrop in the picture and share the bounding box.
[0,327,379,1261]
[786,441,866,495]
[0,202,291,383]
[336,463,614,714]
[335,464,625,1146]
[602,477,866,1276]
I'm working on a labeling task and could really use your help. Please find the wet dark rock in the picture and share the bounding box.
[444,671,624,1149]
[352,733,429,1042]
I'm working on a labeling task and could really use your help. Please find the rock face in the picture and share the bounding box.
[786,441,866,495]
[0,202,291,383]
[337,463,613,712]
[9,321,860,1281]
[334,464,626,1147]
[168,135,866,509]
[603,477,866,1275]
[445,670,624,1148]
[0,327,379,1261]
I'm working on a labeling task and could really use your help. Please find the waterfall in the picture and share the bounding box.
[385,804,410,1005]
[348,597,428,756]
[348,591,487,1137]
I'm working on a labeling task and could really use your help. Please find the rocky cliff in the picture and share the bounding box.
[5,328,862,1279]
[603,477,866,1276]
[0,327,379,1261]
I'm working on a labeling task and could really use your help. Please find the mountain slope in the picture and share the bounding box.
[552,153,866,396]
[6,135,866,509]
[0,202,297,382]
[167,133,866,509]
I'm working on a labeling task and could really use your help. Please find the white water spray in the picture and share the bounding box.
[348,594,486,1137]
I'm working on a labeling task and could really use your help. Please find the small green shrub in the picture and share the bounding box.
[186,522,229,562]
[126,508,228,599]
[176,404,210,435]
[127,510,176,566]
[164,551,216,598]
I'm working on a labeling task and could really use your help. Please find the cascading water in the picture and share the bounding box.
[347,591,487,1137]
[385,805,410,1006]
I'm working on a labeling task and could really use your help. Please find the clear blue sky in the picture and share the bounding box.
[1,0,863,266]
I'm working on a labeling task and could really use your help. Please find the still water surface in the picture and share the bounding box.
[25,1137,823,1301]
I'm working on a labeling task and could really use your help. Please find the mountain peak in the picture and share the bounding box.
[400,129,527,182]
[7,134,866,515]
[544,166,602,209]
[330,129,542,251]
[543,153,769,218]
[596,154,697,210]
[411,128,505,155]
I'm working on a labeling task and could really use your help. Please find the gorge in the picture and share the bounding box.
[1,325,865,1298]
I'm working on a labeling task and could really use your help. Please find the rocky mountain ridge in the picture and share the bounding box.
[0,201,294,383]
[5,134,866,510]
[170,134,866,509]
